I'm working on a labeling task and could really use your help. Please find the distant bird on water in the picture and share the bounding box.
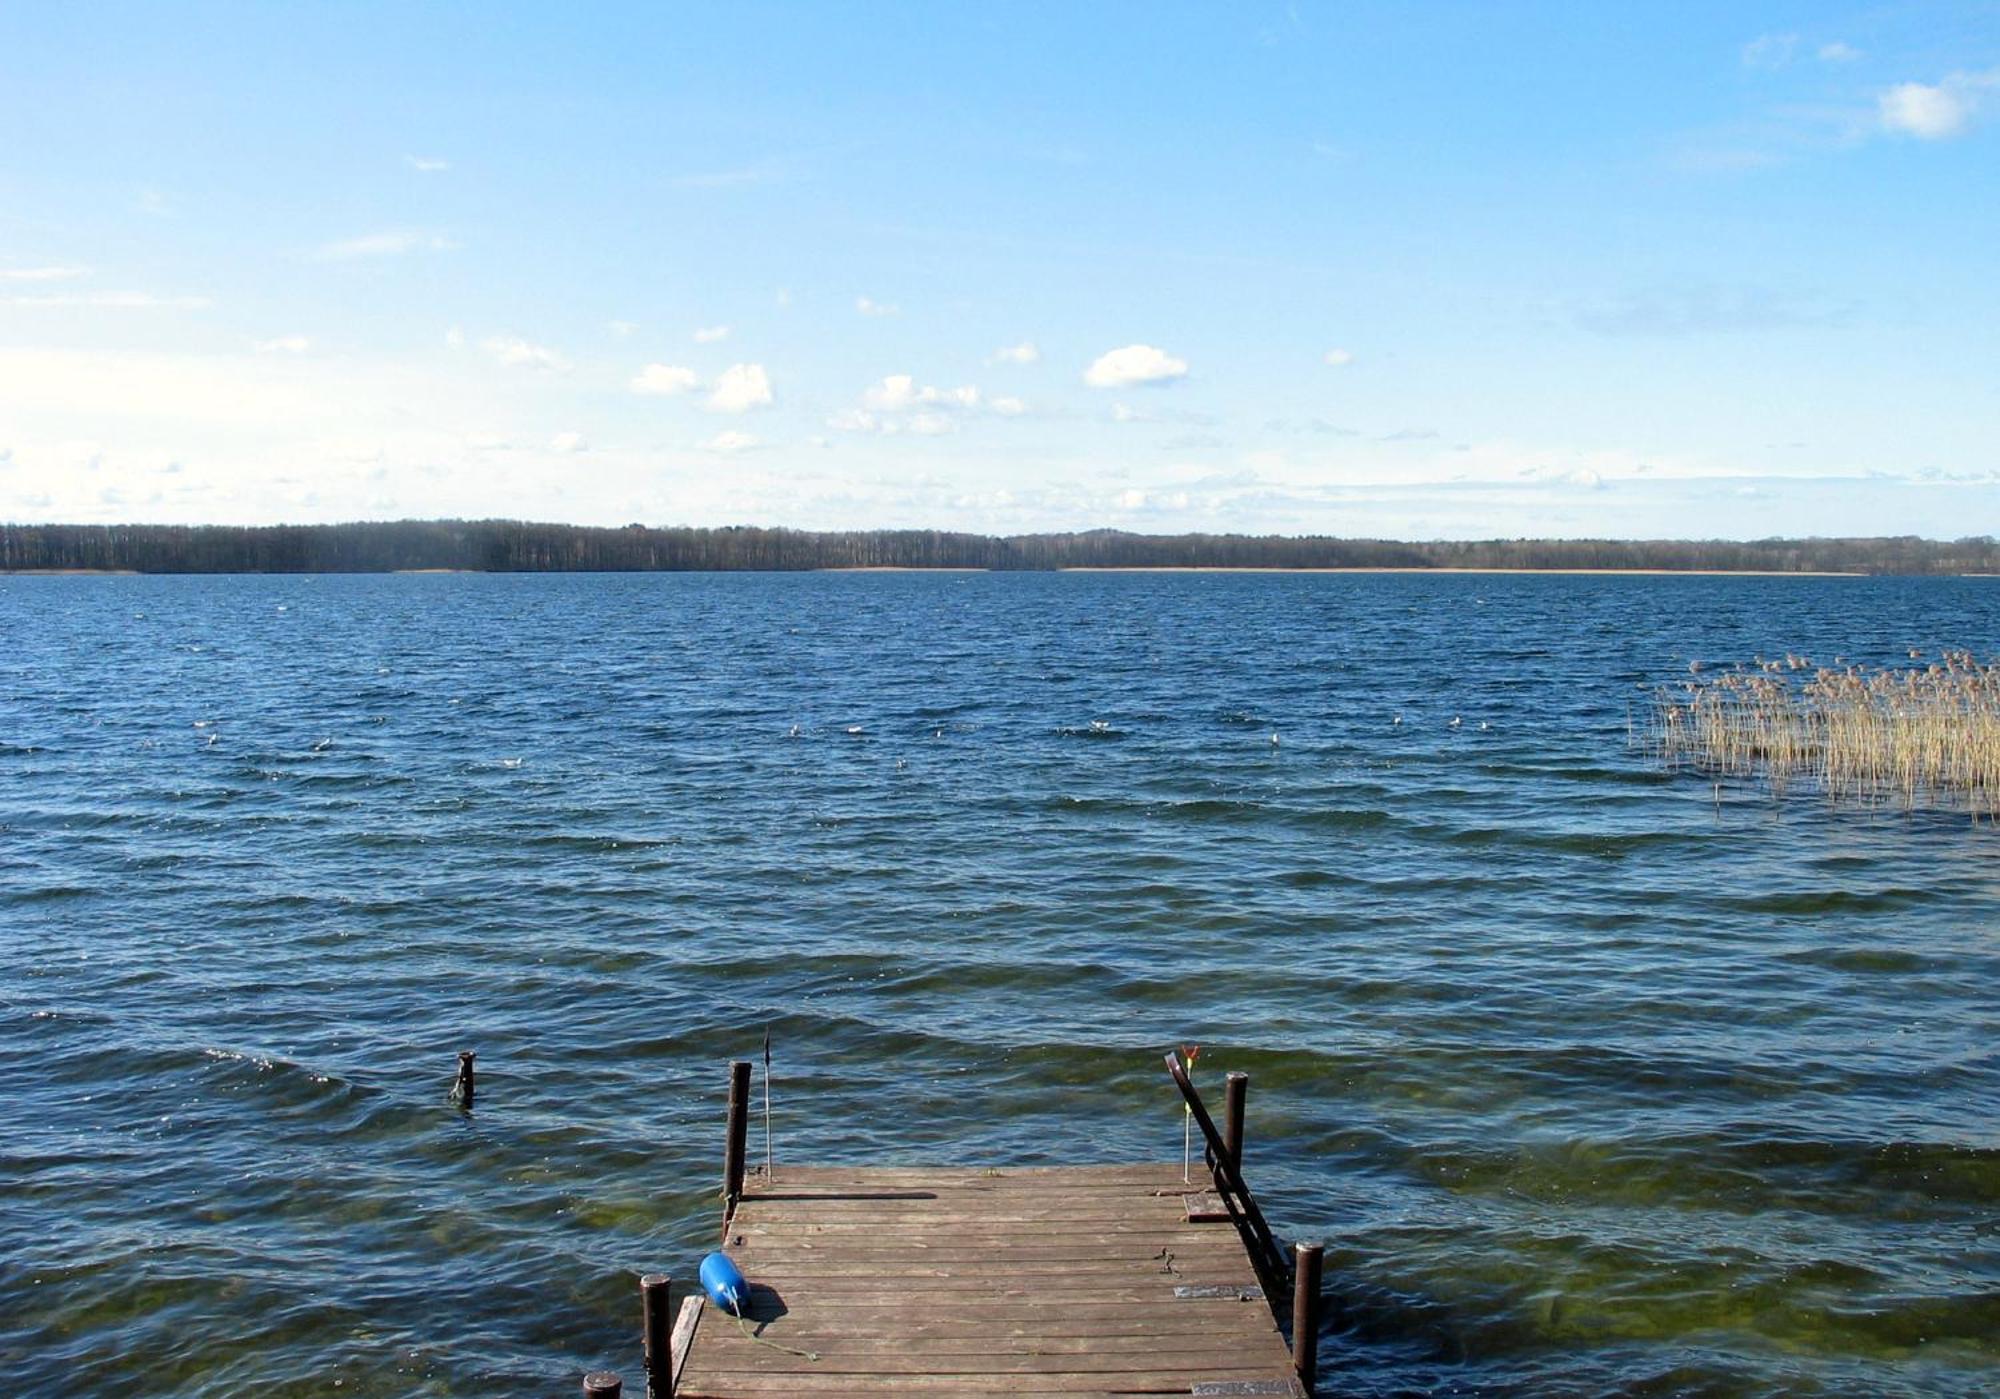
[1392,714,1404,726]
[1269,732,1280,747]
[1448,716,1462,729]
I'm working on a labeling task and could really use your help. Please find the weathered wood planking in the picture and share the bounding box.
[675,1163,1305,1398]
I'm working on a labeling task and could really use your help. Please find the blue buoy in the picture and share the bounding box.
[699,1250,750,1317]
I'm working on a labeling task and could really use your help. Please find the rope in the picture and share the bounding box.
[733,1310,819,1361]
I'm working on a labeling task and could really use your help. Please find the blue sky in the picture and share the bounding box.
[1,2,1996,538]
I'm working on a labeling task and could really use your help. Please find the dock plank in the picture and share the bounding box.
[676,1162,1301,1399]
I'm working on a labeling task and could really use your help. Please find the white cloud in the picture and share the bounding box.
[607,320,639,338]
[828,408,881,433]
[863,374,980,411]
[1084,343,1188,388]
[834,374,1006,434]
[700,430,760,453]
[1878,72,1994,139]
[445,326,467,349]
[989,341,1040,365]
[632,363,699,396]
[2,265,87,282]
[1880,82,1972,138]
[705,362,774,413]
[313,230,457,261]
[693,324,731,343]
[1110,402,1143,423]
[1741,33,1799,70]
[855,295,899,317]
[864,375,920,410]
[550,431,589,453]
[1818,42,1862,63]
[1323,348,1355,367]
[482,336,568,371]
[405,154,450,172]
[255,335,311,354]
[7,291,209,309]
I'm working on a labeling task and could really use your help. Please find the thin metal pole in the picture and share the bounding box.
[641,1273,673,1399]
[724,1059,751,1207]
[1292,1240,1324,1393]
[762,1027,773,1186]
[1163,1053,1284,1287]
[1222,1071,1247,1175]
[583,1371,623,1398]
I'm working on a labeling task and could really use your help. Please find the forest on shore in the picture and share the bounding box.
[3,519,1997,575]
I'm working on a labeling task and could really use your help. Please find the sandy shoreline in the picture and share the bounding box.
[1050,566,1872,577]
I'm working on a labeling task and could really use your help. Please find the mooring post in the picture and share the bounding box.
[582,1371,623,1398]
[641,1273,673,1399]
[724,1059,752,1206]
[1222,1071,1247,1173]
[451,1050,476,1109]
[1292,1239,1323,1392]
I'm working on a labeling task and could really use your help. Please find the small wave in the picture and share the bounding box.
[1718,887,1931,916]
[1777,946,1935,974]
[6,884,100,902]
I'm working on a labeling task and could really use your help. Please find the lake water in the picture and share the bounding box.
[2,571,1995,1398]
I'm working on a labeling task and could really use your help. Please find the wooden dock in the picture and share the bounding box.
[583,1056,1323,1398]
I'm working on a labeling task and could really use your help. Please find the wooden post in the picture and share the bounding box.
[1292,1240,1323,1393]
[1222,1071,1247,1174]
[451,1050,475,1109]
[582,1371,622,1398]
[724,1059,752,1205]
[641,1273,673,1399]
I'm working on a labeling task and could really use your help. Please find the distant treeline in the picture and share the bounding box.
[3,520,1998,575]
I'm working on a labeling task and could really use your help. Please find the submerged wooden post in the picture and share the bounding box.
[582,1371,622,1398]
[1292,1240,1324,1392]
[640,1273,673,1399]
[451,1050,475,1109]
[1222,1071,1247,1173]
[724,1059,752,1205]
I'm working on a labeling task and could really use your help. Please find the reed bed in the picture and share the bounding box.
[1653,649,2000,818]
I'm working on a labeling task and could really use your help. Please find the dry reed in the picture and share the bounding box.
[1652,649,2000,819]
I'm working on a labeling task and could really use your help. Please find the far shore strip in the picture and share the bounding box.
[11,565,1962,578]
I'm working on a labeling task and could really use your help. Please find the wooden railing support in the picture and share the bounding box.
[1222,1071,1247,1173]
[1292,1240,1323,1392]
[724,1059,751,1208]
[641,1273,673,1399]
[582,1371,623,1397]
